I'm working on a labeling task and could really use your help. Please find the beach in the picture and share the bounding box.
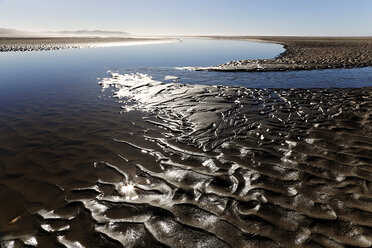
[3,36,372,73]
[191,36,372,71]
[0,37,371,247]
[0,37,178,52]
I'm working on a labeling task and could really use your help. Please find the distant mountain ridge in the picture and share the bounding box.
[0,28,29,35]
[58,30,129,35]
[0,28,130,37]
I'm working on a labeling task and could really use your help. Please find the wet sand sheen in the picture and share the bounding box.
[0,35,372,248]
[1,71,371,247]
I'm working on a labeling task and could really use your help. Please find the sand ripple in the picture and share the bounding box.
[1,72,371,247]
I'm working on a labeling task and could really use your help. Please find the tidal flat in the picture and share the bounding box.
[0,37,371,248]
[0,37,178,52]
[192,36,372,72]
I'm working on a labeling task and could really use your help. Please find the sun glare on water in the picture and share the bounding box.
[117,182,137,200]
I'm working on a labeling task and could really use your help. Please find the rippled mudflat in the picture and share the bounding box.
[1,40,372,247]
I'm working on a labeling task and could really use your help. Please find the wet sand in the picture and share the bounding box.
[2,72,371,247]
[191,36,372,71]
[0,37,176,52]
[1,38,372,247]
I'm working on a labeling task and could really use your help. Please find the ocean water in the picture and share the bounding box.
[1,38,372,95]
[0,39,371,248]
[0,39,283,106]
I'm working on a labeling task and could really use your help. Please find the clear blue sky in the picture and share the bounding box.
[0,0,371,36]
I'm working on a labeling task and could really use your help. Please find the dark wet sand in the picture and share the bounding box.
[2,70,371,247]
[0,37,173,52]
[192,36,372,71]
[1,37,372,247]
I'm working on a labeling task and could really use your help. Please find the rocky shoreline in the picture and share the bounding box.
[0,37,176,52]
[192,36,372,72]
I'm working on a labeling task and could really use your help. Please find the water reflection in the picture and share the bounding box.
[0,38,372,247]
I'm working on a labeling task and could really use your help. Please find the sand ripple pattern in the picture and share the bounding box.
[2,73,372,247]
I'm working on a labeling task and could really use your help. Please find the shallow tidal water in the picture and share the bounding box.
[0,39,372,248]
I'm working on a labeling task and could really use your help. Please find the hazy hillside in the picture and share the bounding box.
[0,28,31,36]
[0,28,130,37]
[56,30,129,37]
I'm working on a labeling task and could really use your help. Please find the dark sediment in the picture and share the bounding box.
[0,37,173,52]
[0,72,371,247]
[4,72,371,248]
[193,36,372,72]
[1,40,372,247]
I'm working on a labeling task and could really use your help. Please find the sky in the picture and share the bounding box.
[0,0,372,36]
